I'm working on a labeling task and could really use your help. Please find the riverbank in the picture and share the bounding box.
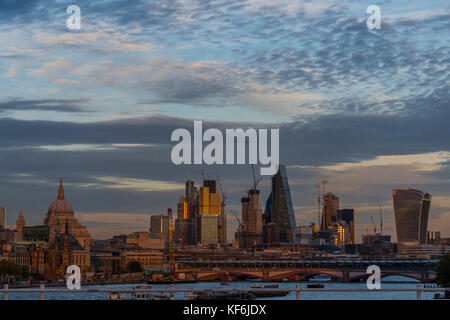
[6,278,430,289]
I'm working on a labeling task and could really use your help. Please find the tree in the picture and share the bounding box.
[436,252,450,287]
[0,260,27,282]
[126,261,143,273]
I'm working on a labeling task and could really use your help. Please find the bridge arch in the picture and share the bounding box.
[271,270,343,281]
[348,272,433,282]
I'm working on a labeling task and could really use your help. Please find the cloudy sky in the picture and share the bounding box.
[0,0,449,241]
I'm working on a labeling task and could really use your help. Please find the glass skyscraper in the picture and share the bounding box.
[392,188,431,244]
[266,165,296,243]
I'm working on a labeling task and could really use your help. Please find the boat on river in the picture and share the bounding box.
[250,284,289,297]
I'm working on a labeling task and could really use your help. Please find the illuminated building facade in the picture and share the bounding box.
[236,188,264,249]
[150,214,169,242]
[44,179,92,250]
[321,193,339,230]
[337,208,356,244]
[196,183,221,245]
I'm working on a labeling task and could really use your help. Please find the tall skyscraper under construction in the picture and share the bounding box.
[263,165,296,243]
[393,188,431,244]
[236,188,263,248]
[321,193,339,230]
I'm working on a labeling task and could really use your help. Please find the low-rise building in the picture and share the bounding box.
[121,250,164,271]
[126,231,165,250]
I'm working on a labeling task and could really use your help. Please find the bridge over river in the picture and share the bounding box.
[175,259,438,282]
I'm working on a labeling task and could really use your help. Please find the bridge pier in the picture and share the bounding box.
[262,270,270,282]
[341,270,350,282]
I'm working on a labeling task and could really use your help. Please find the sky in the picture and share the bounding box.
[0,0,449,241]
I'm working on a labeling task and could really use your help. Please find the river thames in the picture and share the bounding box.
[3,276,438,300]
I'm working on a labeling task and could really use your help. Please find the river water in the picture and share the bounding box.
[3,276,438,300]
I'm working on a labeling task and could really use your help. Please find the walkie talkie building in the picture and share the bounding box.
[392,188,431,244]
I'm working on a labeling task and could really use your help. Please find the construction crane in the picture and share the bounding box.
[217,176,227,243]
[231,209,245,248]
[230,209,243,233]
[250,164,263,191]
[379,205,383,236]
[370,216,377,234]
[201,169,205,182]
[217,176,226,205]
[315,184,321,228]
[320,174,330,197]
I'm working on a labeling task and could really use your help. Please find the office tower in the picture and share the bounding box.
[321,192,339,230]
[0,207,5,228]
[427,231,441,245]
[337,208,355,244]
[199,215,219,245]
[185,180,197,204]
[218,199,227,244]
[150,214,169,241]
[236,189,263,249]
[185,180,198,245]
[270,165,296,242]
[196,182,221,245]
[175,196,189,246]
[203,179,217,193]
[392,188,431,244]
[177,197,188,219]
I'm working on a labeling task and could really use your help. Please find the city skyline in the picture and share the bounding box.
[1,172,447,244]
[0,0,449,241]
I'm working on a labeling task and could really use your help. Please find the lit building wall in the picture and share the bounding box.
[199,187,211,215]
[321,193,339,230]
[199,215,219,245]
[177,197,188,219]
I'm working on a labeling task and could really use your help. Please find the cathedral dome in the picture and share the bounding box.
[47,179,74,214]
[48,199,74,214]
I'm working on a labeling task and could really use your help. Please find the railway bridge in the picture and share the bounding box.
[175,259,438,282]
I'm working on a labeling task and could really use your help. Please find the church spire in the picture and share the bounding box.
[57,178,65,200]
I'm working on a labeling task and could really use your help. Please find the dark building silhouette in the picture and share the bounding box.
[264,165,296,243]
[392,188,431,244]
[337,208,355,244]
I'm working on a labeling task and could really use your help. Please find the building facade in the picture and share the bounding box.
[321,193,339,230]
[236,189,263,249]
[44,179,92,250]
[264,165,296,243]
[392,188,431,244]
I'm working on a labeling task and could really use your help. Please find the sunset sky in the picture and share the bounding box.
[0,0,449,241]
